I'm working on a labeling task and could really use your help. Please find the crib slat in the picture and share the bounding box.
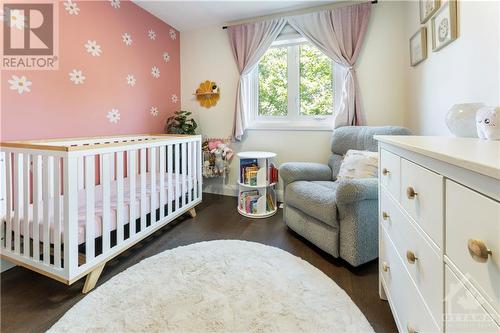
[150,147,156,224]
[23,154,30,257]
[128,150,136,237]
[99,154,103,190]
[192,141,197,201]
[167,145,173,216]
[63,156,79,275]
[13,153,22,254]
[116,152,124,244]
[32,155,41,261]
[197,140,202,199]
[53,158,61,267]
[5,153,12,251]
[181,143,187,207]
[174,144,180,211]
[140,149,146,231]
[110,153,115,181]
[85,155,95,262]
[42,156,53,264]
[48,156,54,197]
[159,146,165,220]
[102,154,111,252]
[77,156,84,190]
[188,142,193,204]
[0,152,6,245]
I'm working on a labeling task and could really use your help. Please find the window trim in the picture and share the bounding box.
[247,39,343,131]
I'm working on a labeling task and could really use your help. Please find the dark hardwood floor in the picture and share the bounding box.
[1,194,396,333]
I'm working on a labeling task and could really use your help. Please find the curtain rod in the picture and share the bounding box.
[222,0,377,29]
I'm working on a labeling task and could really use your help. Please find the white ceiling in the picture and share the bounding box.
[133,1,339,32]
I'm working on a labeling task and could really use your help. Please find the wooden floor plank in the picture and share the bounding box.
[0,193,396,333]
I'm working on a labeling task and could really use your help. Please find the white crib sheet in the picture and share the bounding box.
[10,172,195,245]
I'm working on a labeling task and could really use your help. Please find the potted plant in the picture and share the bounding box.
[165,110,197,135]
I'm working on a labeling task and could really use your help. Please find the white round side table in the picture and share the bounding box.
[237,151,278,219]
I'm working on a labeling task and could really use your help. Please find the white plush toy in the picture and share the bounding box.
[476,106,500,140]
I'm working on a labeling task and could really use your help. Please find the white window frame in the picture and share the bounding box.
[247,37,344,131]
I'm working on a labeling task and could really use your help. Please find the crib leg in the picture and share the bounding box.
[82,263,105,294]
[188,208,197,218]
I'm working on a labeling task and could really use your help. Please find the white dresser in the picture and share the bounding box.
[375,136,500,333]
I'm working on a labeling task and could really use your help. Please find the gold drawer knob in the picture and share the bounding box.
[406,187,418,199]
[382,168,390,176]
[382,261,390,272]
[382,212,390,220]
[468,239,492,263]
[406,250,418,264]
[407,323,417,333]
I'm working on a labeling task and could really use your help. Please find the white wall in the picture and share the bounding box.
[181,1,408,196]
[404,0,500,135]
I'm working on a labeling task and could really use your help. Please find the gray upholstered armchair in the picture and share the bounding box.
[280,126,410,266]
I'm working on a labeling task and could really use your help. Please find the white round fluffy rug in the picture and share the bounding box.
[49,240,373,333]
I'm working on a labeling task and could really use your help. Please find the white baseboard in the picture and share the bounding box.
[1,259,15,273]
[203,183,239,197]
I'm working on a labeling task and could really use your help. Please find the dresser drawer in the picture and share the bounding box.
[380,149,401,201]
[446,180,500,315]
[401,158,444,248]
[445,265,500,332]
[380,189,443,323]
[380,228,440,333]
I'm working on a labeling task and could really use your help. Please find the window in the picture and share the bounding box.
[249,36,342,130]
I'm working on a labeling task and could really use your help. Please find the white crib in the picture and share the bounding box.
[0,134,202,292]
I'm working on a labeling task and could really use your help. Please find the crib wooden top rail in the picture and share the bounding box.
[0,134,202,152]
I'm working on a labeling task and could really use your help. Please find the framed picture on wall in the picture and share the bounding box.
[431,0,458,51]
[419,0,440,23]
[410,27,427,66]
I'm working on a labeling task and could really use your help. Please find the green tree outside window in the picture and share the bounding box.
[258,42,333,117]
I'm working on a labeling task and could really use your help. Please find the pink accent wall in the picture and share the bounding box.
[1,0,180,141]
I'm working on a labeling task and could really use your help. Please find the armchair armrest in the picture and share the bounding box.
[279,162,332,187]
[335,178,378,205]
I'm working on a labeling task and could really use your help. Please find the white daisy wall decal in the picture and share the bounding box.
[63,0,80,15]
[110,0,120,9]
[163,52,170,63]
[151,66,160,79]
[169,29,176,40]
[148,29,156,40]
[107,109,121,124]
[84,40,102,56]
[150,106,159,117]
[69,69,85,85]
[171,94,178,104]
[4,9,25,29]
[122,33,132,46]
[126,74,136,87]
[8,75,32,94]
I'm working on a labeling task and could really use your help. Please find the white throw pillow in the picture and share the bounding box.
[336,150,379,181]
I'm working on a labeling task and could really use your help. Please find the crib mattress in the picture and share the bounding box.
[6,172,195,245]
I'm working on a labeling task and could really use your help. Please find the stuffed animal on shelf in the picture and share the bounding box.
[476,106,500,140]
[220,144,234,161]
[212,149,224,174]
[202,138,234,178]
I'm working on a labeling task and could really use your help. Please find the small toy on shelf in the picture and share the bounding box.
[194,80,220,108]
[476,106,500,140]
[202,137,234,178]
